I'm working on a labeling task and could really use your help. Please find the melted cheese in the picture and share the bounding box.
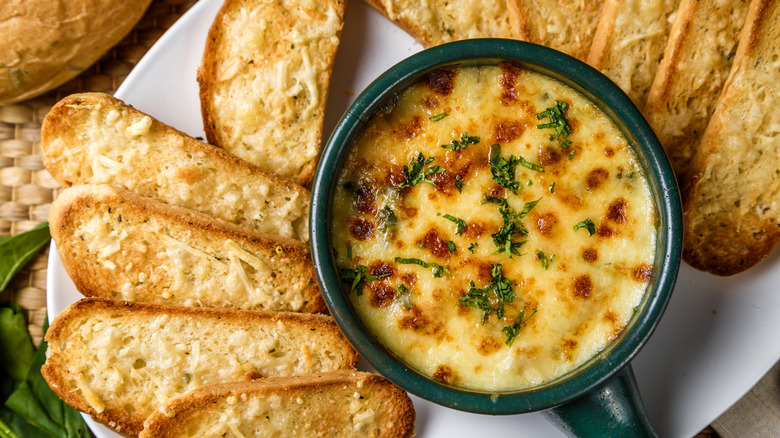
[332,65,656,391]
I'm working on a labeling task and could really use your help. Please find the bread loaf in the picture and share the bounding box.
[587,0,681,107]
[507,0,604,60]
[198,0,346,186]
[681,0,780,275]
[140,371,416,438]
[50,184,325,313]
[0,0,151,104]
[361,0,520,48]
[42,298,358,436]
[644,0,750,177]
[41,92,309,241]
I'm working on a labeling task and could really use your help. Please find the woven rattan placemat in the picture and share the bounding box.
[0,1,721,436]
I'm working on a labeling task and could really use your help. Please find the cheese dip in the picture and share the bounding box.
[331,64,656,391]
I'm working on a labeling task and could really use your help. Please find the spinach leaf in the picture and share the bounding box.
[0,223,50,291]
[0,305,34,381]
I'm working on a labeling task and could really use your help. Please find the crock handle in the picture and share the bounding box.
[543,365,657,438]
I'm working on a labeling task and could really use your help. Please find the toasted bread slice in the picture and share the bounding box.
[140,371,416,438]
[42,298,358,436]
[507,0,604,60]
[587,0,681,107]
[644,0,750,177]
[361,0,520,48]
[681,0,780,275]
[50,184,325,313]
[198,0,346,186]
[41,92,309,241]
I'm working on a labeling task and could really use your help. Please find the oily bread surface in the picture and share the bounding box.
[0,0,151,104]
[643,0,750,177]
[50,184,325,313]
[140,371,416,438]
[41,92,310,241]
[42,298,358,436]
[681,0,780,275]
[199,0,346,186]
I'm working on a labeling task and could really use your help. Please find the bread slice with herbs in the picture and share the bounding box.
[41,92,309,241]
[140,371,416,438]
[198,0,346,186]
[507,0,604,60]
[586,0,682,107]
[643,0,750,177]
[681,0,780,275]
[42,298,358,436]
[50,184,325,313]
[361,0,520,48]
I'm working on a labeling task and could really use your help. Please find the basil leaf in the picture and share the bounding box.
[0,223,50,292]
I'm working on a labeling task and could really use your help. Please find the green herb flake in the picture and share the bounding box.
[429,113,449,122]
[518,155,545,172]
[394,257,451,278]
[468,242,479,253]
[535,250,555,270]
[573,218,596,236]
[488,144,521,194]
[502,306,538,346]
[569,149,576,160]
[339,265,391,295]
[441,132,480,152]
[454,175,464,192]
[347,244,352,260]
[440,213,467,235]
[536,100,572,144]
[549,182,555,193]
[458,264,516,323]
[397,152,444,188]
[446,241,457,253]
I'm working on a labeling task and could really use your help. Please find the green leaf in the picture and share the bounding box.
[0,223,50,292]
[573,218,596,236]
[429,113,448,122]
[441,132,480,152]
[0,305,34,381]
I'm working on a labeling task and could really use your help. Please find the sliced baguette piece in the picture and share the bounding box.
[643,0,750,177]
[587,0,682,107]
[681,0,780,275]
[507,0,604,60]
[50,184,325,313]
[198,0,346,186]
[361,0,520,48]
[140,371,416,438]
[41,92,309,241]
[42,298,358,436]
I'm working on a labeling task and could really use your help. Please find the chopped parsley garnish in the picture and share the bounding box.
[441,132,480,151]
[429,113,449,122]
[488,144,521,194]
[397,152,444,188]
[569,149,576,160]
[394,257,451,278]
[378,205,397,232]
[397,284,409,294]
[536,100,572,144]
[454,175,464,192]
[438,213,467,235]
[502,306,538,346]
[573,218,596,236]
[339,265,390,295]
[468,242,479,253]
[482,196,540,257]
[446,240,457,252]
[535,249,555,270]
[549,182,555,193]
[347,244,352,260]
[458,264,516,323]
[518,155,545,172]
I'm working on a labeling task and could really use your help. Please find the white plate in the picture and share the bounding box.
[47,0,780,436]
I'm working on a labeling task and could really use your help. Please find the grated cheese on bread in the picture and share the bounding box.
[198,0,346,186]
[681,0,780,275]
[587,0,681,107]
[42,298,358,436]
[507,0,604,60]
[644,0,750,177]
[41,92,309,241]
[140,371,415,438]
[361,0,520,48]
[50,184,325,313]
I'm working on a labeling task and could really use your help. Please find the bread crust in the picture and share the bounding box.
[681,0,780,275]
[140,371,416,438]
[50,184,325,312]
[41,92,310,241]
[0,0,151,104]
[42,298,358,436]
[198,0,346,186]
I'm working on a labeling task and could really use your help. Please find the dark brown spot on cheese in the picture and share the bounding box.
[586,168,609,190]
[176,166,203,184]
[597,223,617,238]
[582,247,598,263]
[464,221,486,239]
[368,284,395,308]
[423,95,441,108]
[393,116,422,140]
[538,146,561,166]
[424,68,456,96]
[398,205,418,219]
[395,240,405,249]
[492,120,524,143]
[399,306,442,336]
[499,63,523,105]
[420,228,450,258]
[432,288,444,301]
[432,364,457,384]
[632,264,652,283]
[477,337,502,356]
[535,212,558,238]
[476,262,494,283]
[368,261,395,278]
[401,273,417,286]
[604,146,615,157]
[354,180,376,215]
[561,339,578,361]
[348,218,375,241]
[606,198,628,224]
[573,274,592,298]
[429,169,457,195]
[387,164,406,186]
[593,131,606,141]
[487,184,505,198]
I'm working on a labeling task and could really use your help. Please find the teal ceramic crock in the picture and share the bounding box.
[310,39,682,437]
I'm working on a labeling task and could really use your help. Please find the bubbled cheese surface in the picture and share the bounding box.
[331,65,657,391]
